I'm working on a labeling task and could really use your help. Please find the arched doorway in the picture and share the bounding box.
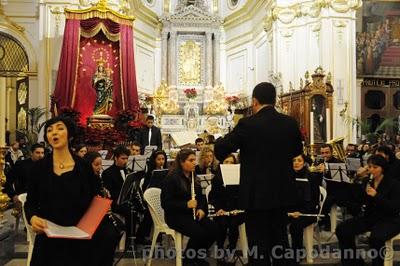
[0,32,29,145]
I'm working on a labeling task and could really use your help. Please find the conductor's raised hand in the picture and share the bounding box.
[196,209,205,220]
[30,215,47,233]
[187,199,197,209]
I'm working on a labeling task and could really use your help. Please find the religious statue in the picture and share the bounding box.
[179,40,201,84]
[92,60,113,115]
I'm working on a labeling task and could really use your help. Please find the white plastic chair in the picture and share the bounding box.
[18,193,36,266]
[143,188,183,266]
[330,204,338,233]
[383,233,400,266]
[304,186,327,263]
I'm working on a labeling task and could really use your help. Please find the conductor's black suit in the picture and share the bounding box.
[215,106,303,265]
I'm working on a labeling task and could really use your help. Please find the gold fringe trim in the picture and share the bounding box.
[65,9,134,26]
[81,23,120,42]
[71,27,81,108]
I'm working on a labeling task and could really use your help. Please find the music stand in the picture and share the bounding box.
[144,146,157,158]
[196,174,214,195]
[146,169,168,190]
[327,163,350,183]
[130,155,147,173]
[114,172,144,264]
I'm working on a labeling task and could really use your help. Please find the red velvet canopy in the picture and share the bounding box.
[52,5,139,125]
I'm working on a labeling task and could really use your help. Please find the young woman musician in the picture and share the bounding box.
[287,154,320,264]
[195,147,219,175]
[24,116,101,266]
[209,153,245,265]
[336,155,400,266]
[143,150,168,190]
[161,149,217,266]
[84,151,122,266]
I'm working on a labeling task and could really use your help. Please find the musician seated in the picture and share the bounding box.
[287,154,320,264]
[129,141,141,156]
[142,150,168,190]
[375,145,400,182]
[318,144,346,230]
[195,147,219,175]
[208,154,244,264]
[336,155,400,266]
[161,149,217,266]
[136,150,168,245]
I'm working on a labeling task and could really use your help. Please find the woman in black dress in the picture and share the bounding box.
[161,149,217,266]
[25,116,101,266]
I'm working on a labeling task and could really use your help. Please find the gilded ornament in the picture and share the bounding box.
[17,107,27,130]
[17,82,27,105]
[178,40,201,85]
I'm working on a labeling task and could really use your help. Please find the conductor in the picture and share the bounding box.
[215,82,303,265]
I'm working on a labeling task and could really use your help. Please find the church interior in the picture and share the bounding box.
[1,0,400,265]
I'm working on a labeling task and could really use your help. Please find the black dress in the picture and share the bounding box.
[25,155,101,266]
[161,171,218,262]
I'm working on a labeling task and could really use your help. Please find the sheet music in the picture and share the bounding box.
[170,131,198,147]
[346,158,361,172]
[98,150,108,159]
[144,146,157,158]
[132,155,147,172]
[220,164,240,186]
[45,221,89,239]
[102,160,114,171]
[197,174,214,189]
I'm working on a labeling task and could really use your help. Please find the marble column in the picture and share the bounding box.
[213,31,220,86]
[206,32,213,87]
[168,31,177,86]
[161,31,168,82]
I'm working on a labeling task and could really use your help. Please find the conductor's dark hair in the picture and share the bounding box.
[146,115,155,121]
[30,143,44,153]
[367,154,389,174]
[113,145,130,158]
[84,151,101,164]
[375,145,395,163]
[252,82,276,105]
[43,116,76,145]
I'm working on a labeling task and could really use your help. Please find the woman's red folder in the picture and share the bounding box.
[44,196,112,239]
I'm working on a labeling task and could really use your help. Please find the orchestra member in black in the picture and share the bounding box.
[25,116,101,266]
[375,145,400,181]
[214,82,303,265]
[195,146,218,176]
[139,115,162,151]
[102,145,134,249]
[195,138,205,151]
[136,150,168,245]
[336,155,400,266]
[287,154,320,264]
[161,149,217,266]
[4,143,45,205]
[84,151,122,266]
[209,154,245,264]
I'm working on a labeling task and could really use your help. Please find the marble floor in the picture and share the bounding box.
[2,208,400,266]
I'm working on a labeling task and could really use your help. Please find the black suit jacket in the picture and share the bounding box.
[139,126,162,151]
[4,158,36,198]
[102,164,129,212]
[214,106,303,211]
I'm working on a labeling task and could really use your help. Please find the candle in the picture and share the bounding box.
[326,108,331,141]
[0,77,6,147]
[310,111,314,144]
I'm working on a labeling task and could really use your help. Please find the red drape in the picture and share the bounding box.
[53,19,80,113]
[53,17,139,125]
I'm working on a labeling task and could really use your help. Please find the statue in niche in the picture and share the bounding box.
[92,58,113,115]
[311,95,326,143]
[179,40,201,84]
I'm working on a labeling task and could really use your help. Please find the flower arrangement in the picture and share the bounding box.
[184,88,197,99]
[115,110,135,124]
[225,95,240,106]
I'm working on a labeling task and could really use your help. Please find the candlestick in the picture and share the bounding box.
[326,108,331,141]
[310,111,314,144]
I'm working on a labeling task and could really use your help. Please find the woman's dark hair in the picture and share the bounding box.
[148,150,168,172]
[43,116,77,146]
[367,154,389,174]
[223,154,237,164]
[84,151,101,164]
[75,144,87,153]
[169,149,195,174]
